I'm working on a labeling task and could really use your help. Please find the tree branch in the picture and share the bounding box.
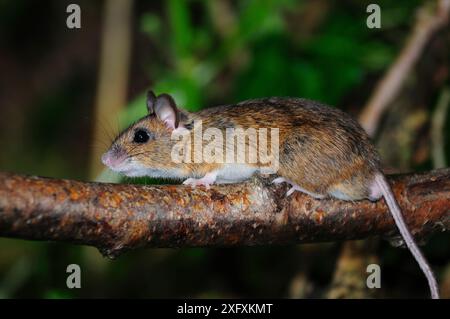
[0,170,448,258]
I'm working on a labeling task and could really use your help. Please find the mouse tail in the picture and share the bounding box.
[375,173,439,299]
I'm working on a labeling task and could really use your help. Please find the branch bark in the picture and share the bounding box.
[0,170,448,258]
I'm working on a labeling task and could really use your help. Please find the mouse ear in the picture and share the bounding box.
[154,93,179,130]
[146,90,157,114]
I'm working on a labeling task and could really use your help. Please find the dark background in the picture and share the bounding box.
[0,0,449,298]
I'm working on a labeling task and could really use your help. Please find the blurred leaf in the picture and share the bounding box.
[362,41,394,70]
[168,0,194,61]
[44,289,73,299]
[0,257,32,298]
[140,13,161,37]
[237,0,288,41]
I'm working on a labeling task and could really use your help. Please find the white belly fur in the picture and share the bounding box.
[214,164,259,184]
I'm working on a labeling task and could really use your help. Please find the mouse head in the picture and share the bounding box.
[101,91,184,177]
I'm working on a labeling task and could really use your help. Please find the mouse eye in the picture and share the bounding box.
[133,129,150,144]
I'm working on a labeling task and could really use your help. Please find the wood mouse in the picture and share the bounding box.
[102,91,439,299]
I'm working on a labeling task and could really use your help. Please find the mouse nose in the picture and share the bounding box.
[101,148,126,168]
[101,152,113,167]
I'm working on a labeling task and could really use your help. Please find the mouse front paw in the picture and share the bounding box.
[183,172,217,189]
[183,178,210,189]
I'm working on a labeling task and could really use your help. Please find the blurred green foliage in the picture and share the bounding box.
[133,0,415,111]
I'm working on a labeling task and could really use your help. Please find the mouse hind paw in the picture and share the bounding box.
[287,185,325,199]
[272,177,288,184]
[272,176,325,199]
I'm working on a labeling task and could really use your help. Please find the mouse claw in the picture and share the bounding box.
[183,178,199,188]
[182,178,197,188]
[183,174,216,189]
[286,186,297,196]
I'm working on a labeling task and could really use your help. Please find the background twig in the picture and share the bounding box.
[359,0,450,136]
[432,88,450,168]
[90,0,134,179]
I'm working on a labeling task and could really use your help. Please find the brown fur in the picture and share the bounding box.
[111,97,381,198]
[191,97,380,198]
